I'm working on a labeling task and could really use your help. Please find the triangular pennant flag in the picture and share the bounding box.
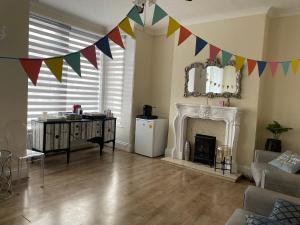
[235,55,245,72]
[81,45,98,69]
[257,61,267,77]
[167,17,180,38]
[247,59,257,76]
[19,59,42,86]
[291,59,299,74]
[195,37,207,56]
[222,51,232,65]
[119,17,135,38]
[178,26,192,46]
[44,57,64,82]
[108,27,125,49]
[64,52,81,77]
[209,45,221,62]
[152,4,168,25]
[127,6,144,27]
[95,36,113,59]
[269,62,278,77]
[281,61,290,75]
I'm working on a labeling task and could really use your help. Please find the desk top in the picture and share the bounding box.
[32,117,116,124]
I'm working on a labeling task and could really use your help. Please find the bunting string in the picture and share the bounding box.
[0,3,299,86]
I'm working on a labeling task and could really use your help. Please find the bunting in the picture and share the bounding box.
[247,59,256,76]
[152,4,168,25]
[178,26,192,46]
[119,17,135,38]
[108,27,125,49]
[45,57,64,82]
[19,59,42,86]
[195,37,207,56]
[269,62,278,77]
[235,56,245,72]
[96,36,113,59]
[127,6,144,27]
[222,51,232,65]
[209,45,221,62]
[81,45,98,69]
[167,17,180,38]
[257,61,267,77]
[291,59,299,74]
[64,52,81,77]
[281,61,290,75]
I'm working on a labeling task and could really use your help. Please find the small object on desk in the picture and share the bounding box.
[0,150,12,199]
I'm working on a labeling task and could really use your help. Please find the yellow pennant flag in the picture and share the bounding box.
[291,59,299,74]
[235,55,245,72]
[119,17,135,39]
[167,17,181,38]
[44,57,64,82]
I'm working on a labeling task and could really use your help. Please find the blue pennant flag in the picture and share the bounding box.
[95,36,113,59]
[257,61,267,77]
[195,37,207,56]
[128,6,144,27]
[152,4,168,25]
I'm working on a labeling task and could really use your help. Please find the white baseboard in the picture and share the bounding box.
[114,140,133,152]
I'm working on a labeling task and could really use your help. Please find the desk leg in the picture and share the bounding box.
[113,141,115,152]
[67,150,70,164]
[100,141,104,156]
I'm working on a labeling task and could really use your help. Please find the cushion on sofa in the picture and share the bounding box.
[246,214,289,225]
[269,199,300,225]
[251,163,282,187]
[269,151,300,174]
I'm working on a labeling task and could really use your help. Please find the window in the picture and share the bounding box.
[27,15,129,127]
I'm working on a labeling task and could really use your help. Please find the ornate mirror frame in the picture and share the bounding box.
[184,59,242,98]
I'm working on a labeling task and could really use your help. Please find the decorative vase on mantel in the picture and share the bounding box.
[184,141,191,161]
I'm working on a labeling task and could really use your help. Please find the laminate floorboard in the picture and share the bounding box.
[0,148,250,225]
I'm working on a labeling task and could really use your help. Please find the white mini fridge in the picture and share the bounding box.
[135,118,168,157]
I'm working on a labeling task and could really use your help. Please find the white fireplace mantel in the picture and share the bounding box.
[171,103,241,173]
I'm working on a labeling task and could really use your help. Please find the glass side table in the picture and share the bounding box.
[17,150,45,188]
[0,150,12,199]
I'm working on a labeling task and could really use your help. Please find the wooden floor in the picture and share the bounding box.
[0,148,250,225]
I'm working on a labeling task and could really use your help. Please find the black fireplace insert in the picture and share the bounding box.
[194,134,216,167]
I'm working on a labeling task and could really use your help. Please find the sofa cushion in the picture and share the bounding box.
[251,162,282,187]
[225,209,254,225]
[246,214,289,225]
[269,151,300,174]
[269,199,300,225]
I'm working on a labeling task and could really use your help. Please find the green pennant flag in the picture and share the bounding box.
[127,6,144,27]
[64,52,81,77]
[152,4,168,25]
[281,61,290,75]
[222,51,232,65]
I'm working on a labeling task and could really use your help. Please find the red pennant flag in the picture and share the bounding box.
[19,59,43,86]
[209,45,220,62]
[247,59,257,76]
[81,45,98,69]
[269,62,278,77]
[108,27,125,49]
[178,26,192,46]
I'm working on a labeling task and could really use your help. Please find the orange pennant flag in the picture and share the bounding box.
[44,57,64,82]
[178,26,192,46]
[167,17,180,37]
[235,55,245,72]
[247,59,257,76]
[119,17,135,39]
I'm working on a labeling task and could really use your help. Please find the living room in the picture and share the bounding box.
[0,0,299,225]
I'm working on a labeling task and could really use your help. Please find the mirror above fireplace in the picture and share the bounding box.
[184,59,242,98]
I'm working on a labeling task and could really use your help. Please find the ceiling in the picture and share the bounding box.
[34,0,300,31]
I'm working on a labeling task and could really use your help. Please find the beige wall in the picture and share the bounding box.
[256,15,300,154]
[0,0,30,173]
[165,14,269,170]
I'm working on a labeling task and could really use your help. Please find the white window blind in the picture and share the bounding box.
[28,15,102,126]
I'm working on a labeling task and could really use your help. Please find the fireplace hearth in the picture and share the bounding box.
[194,134,216,167]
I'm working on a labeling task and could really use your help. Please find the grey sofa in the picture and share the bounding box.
[251,150,300,197]
[225,186,300,225]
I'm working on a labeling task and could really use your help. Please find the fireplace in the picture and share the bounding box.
[194,134,216,167]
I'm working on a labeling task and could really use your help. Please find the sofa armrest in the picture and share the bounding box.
[262,169,300,198]
[254,150,280,163]
[243,186,300,216]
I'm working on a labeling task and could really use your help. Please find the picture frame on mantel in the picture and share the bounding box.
[184,59,242,99]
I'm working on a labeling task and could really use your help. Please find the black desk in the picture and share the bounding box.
[31,117,116,163]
